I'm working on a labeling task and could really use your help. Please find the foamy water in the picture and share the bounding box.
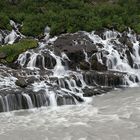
[0,87,140,140]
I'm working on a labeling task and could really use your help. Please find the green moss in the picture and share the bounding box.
[0,39,38,63]
[0,0,140,36]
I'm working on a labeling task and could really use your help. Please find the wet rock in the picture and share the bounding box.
[91,60,107,71]
[80,61,90,70]
[94,28,106,39]
[54,32,97,53]
[57,95,76,106]
[126,50,133,68]
[96,43,104,48]
[7,62,20,69]
[83,86,113,97]
[82,87,101,97]
[0,52,7,59]
[43,52,56,69]
[89,52,108,71]
[83,71,124,87]
[26,76,38,84]
[72,94,84,102]
[35,55,44,69]
[67,51,85,70]
[15,78,28,88]
[53,32,97,70]
[0,96,5,112]
[21,94,29,109]
[119,36,133,53]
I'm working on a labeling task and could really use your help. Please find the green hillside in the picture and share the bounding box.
[0,0,140,37]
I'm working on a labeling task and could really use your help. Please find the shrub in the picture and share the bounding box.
[0,39,38,63]
[0,0,139,36]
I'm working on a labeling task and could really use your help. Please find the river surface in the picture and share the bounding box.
[0,87,140,140]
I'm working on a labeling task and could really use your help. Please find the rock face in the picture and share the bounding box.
[15,78,28,88]
[0,28,140,112]
[53,32,97,70]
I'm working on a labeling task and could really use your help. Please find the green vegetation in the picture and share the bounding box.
[0,39,38,62]
[0,0,140,36]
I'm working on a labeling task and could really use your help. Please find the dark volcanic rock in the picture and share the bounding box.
[119,36,133,53]
[83,71,125,87]
[15,78,28,88]
[94,29,106,40]
[43,51,56,69]
[54,32,97,53]
[0,28,139,113]
[91,60,107,71]
[126,50,133,68]
[57,95,76,106]
[26,76,38,84]
[53,32,97,70]
[83,86,112,97]
[80,61,90,70]
[89,52,108,71]
[82,87,101,97]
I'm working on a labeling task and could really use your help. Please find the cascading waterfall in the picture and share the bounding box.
[86,29,140,86]
[22,93,33,109]
[0,26,140,112]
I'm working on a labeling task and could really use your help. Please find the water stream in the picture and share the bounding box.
[0,87,140,140]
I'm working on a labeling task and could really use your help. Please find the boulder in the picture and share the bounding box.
[54,32,97,53]
[91,60,107,71]
[0,52,7,59]
[53,32,97,70]
[80,61,90,70]
[83,71,125,87]
[126,50,133,68]
[82,87,101,97]
[15,78,28,88]
[119,36,133,53]
[94,28,106,39]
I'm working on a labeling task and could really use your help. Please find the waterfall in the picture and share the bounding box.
[0,28,140,112]
[49,91,57,106]
[22,93,33,109]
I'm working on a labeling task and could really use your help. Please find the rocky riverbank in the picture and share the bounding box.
[0,26,140,112]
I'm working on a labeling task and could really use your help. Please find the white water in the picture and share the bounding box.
[86,30,140,86]
[49,91,57,106]
[22,93,33,109]
[1,28,140,112]
[0,87,140,140]
[15,29,140,89]
[2,20,24,45]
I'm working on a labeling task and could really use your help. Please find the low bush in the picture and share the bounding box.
[0,0,139,36]
[0,39,38,62]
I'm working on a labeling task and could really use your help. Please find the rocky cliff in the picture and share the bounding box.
[0,25,140,112]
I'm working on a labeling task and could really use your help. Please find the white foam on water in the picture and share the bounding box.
[50,51,67,77]
[27,53,39,69]
[85,29,140,86]
[1,87,140,140]
[83,49,89,62]
[4,30,19,44]
[32,81,49,92]
[0,75,17,90]
[1,28,140,114]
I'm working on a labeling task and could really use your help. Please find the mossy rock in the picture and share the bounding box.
[91,60,107,71]
[0,39,38,63]
[80,61,90,70]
